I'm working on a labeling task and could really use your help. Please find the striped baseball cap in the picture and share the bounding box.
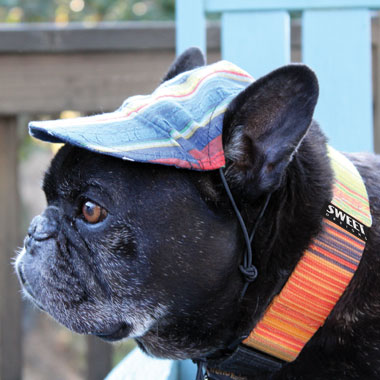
[29,60,253,170]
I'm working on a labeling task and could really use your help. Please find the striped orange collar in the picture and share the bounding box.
[243,146,372,362]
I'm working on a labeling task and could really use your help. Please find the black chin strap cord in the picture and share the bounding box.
[219,168,272,301]
[194,170,272,380]
[194,359,207,380]
[196,363,204,380]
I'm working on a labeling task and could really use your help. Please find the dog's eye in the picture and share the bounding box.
[81,201,108,224]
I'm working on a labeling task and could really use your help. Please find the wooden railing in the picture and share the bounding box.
[0,20,379,379]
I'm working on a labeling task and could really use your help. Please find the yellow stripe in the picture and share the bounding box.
[327,146,372,226]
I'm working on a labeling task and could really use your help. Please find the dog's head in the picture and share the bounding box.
[15,48,319,359]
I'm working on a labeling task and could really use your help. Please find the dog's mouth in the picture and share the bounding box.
[17,263,47,311]
[16,248,133,342]
[15,255,44,309]
[92,322,132,342]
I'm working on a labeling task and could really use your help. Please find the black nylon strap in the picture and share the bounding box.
[206,344,284,379]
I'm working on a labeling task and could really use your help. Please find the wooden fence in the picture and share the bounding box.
[0,19,379,379]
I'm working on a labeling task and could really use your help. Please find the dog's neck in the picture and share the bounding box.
[138,124,334,361]
[238,123,334,334]
[200,124,371,379]
[243,144,371,362]
[189,123,335,378]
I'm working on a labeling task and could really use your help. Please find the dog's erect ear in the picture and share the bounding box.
[223,64,319,199]
[162,47,206,82]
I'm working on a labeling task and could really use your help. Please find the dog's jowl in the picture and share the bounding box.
[15,48,380,379]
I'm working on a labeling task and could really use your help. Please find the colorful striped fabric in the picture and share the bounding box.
[243,147,372,362]
[28,60,253,171]
[327,146,372,227]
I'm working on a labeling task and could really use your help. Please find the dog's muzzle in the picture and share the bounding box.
[15,206,60,306]
[27,207,59,242]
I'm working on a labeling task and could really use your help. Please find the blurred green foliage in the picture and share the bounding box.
[0,0,175,23]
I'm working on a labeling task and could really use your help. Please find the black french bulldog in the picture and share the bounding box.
[15,48,380,379]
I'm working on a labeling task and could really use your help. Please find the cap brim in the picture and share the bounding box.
[28,60,253,170]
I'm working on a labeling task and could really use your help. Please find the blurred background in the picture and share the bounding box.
[1,2,180,380]
[0,0,175,22]
[2,1,380,379]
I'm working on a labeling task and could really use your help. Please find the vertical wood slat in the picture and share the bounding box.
[86,335,112,380]
[176,0,206,55]
[303,9,373,152]
[221,11,290,78]
[0,117,22,380]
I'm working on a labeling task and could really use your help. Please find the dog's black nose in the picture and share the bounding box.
[28,207,58,241]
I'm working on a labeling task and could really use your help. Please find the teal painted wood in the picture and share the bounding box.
[179,360,197,379]
[205,0,380,12]
[105,349,197,380]
[221,11,290,78]
[176,0,205,55]
[303,9,373,152]
[105,348,180,380]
